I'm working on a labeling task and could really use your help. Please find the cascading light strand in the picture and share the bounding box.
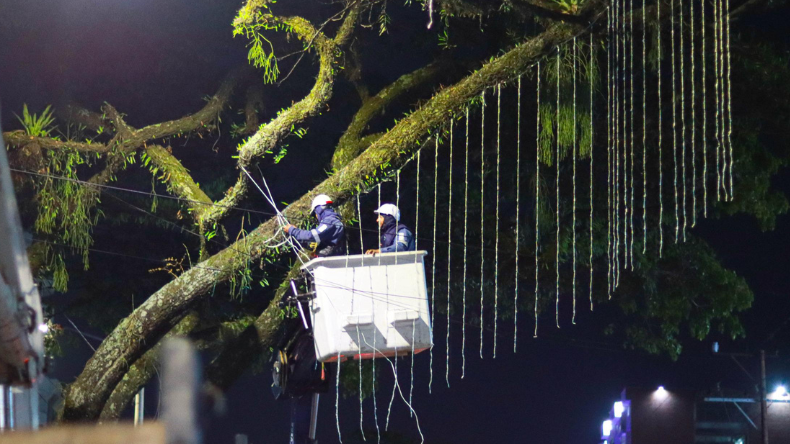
[534,62,541,338]
[515,77,522,351]
[702,0,708,216]
[572,37,578,325]
[671,0,679,243]
[629,0,635,266]
[725,0,734,199]
[555,49,561,329]
[589,32,595,311]
[642,0,648,253]
[690,0,697,227]
[657,0,664,257]
[479,89,486,358]
[462,107,469,377]
[494,83,502,356]
[446,118,453,385]
[429,134,439,392]
[607,7,613,296]
[680,0,688,241]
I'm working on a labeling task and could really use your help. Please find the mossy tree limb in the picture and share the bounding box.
[331,59,447,170]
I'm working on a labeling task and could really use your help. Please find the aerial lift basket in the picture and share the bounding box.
[300,251,432,363]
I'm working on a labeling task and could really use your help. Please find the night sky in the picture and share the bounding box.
[2,0,790,443]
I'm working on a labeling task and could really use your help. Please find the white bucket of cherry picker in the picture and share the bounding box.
[301,251,432,363]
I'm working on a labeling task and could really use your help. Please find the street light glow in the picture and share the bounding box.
[37,323,48,334]
[602,419,612,437]
[657,385,666,392]
[613,401,624,418]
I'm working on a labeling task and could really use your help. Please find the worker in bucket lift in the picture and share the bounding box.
[365,203,415,255]
[284,194,346,257]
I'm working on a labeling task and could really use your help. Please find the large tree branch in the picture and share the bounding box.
[331,59,447,170]
[199,5,361,227]
[61,3,600,420]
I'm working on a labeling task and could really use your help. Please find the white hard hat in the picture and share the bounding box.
[311,194,333,212]
[374,203,400,222]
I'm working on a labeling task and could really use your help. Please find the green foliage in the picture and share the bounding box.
[233,3,292,84]
[34,148,102,292]
[549,0,583,14]
[15,104,55,137]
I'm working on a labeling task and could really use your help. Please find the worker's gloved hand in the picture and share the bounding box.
[284,223,295,233]
[365,249,380,255]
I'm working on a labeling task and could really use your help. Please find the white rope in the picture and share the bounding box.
[361,333,424,444]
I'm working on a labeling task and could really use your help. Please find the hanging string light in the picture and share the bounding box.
[607,7,613,296]
[671,0,680,243]
[714,0,724,201]
[725,0,734,199]
[494,83,502,355]
[680,0,688,241]
[642,0,648,254]
[480,90,486,358]
[429,134,439,392]
[534,62,541,338]
[629,0,635,266]
[462,107,470,375]
[446,118,453,384]
[371,331,381,443]
[555,49,561,329]
[589,33,595,311]
[621,0,628,274]
[336,351,342,444]
[357,327,366,441]
[409,319,415,416]
[690,0,697,227]
[702,0,709,217]
[615,0,622,284]
[720,0,729,200]
[572,37,578,325]
[385,349,397,430]
[514,77,522,351]
[657,0,665,257]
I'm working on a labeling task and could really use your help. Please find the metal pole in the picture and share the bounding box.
[760,349,768,444]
